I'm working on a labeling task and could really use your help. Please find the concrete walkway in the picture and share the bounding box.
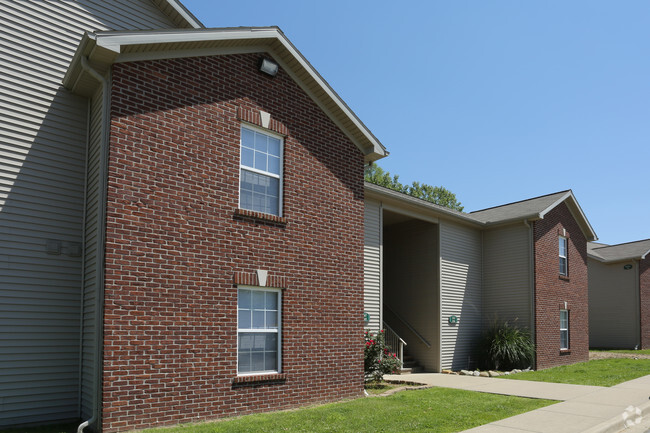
[384,373,650,433]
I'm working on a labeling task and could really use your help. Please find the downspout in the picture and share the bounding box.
[524,219,536,369]
[437,223,442,372]
[77,97,91,417]
[77,56,110,433]
[635,259,641,349]
[379,202,384,330]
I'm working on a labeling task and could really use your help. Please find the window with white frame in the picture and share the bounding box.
[560,309,569,350]
[239,125,283,216]
[237,287,281,374]
[559,236,568,276]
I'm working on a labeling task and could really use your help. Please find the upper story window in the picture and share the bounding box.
[239,125,283,216]
[559,236,568,276]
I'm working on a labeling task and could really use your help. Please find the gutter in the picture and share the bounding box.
[77,56,110,433]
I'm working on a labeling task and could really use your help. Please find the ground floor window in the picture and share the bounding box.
[237,287,281,374]
[560,309,569,350]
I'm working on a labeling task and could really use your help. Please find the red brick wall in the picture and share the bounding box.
[102,53,366,432]
[640,259,650,349]
[534,202,589,369]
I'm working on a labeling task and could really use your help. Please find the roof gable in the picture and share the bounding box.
[469,190,597,241]
[63,27,387,162]
[469,191,570,224]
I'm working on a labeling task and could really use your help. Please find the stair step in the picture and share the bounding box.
[399,366,423,374]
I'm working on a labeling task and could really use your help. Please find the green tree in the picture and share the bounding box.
[364,164,464,212]
[363,164,404,191]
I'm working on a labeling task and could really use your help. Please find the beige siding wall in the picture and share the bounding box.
[440,221,482,371]
[483,224,532,330]
[363,199,382,332]
[0,1,176,426]
[383,220,440,372]
[588,258,639,349]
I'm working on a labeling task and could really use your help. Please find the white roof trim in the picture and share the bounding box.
[539,190,597,241]
[163,0,204,29]
[92,28,278,51]
[538,191,572,219]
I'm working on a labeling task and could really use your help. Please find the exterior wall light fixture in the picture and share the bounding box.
[259,57,279,77]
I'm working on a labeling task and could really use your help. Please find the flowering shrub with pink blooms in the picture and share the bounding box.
[364,330,401,383]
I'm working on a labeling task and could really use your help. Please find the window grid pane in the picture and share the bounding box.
[241,127,281,175]
[238,333,278,373]
[240,169,280,215]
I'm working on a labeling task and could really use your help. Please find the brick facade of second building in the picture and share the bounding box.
[534,202,589,369]
[101,53,366,432]
[641,259,650,349]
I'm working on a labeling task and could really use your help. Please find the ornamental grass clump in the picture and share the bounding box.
[479,320,534,371]
[364,330,401,383]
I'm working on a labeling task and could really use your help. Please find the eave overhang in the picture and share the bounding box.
[63,27,388,163]
[364,182,483,228]
[587,253,647,264]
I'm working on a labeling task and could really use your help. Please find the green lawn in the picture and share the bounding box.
[501,358,650,387]
[136,388,552,433]
[591,349,650,355]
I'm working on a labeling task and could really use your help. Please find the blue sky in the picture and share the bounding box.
[183,0,649,245]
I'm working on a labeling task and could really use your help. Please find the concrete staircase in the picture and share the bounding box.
[400,351,424,374]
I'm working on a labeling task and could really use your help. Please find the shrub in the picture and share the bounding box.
[479,320,534,371]
[364,330,401,383]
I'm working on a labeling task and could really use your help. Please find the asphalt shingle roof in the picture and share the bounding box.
[588,239,650,262]
[469,191,570,224]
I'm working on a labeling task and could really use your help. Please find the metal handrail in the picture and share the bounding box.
[382,322,406,367]
[384,305,431,348]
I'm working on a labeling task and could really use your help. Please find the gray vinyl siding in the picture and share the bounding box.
[482,224,532,330]
[588,258,640,349]
[0,1,176,426]
[439,221,482,371]
[383,220,440,372]
[363,199,382,332]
